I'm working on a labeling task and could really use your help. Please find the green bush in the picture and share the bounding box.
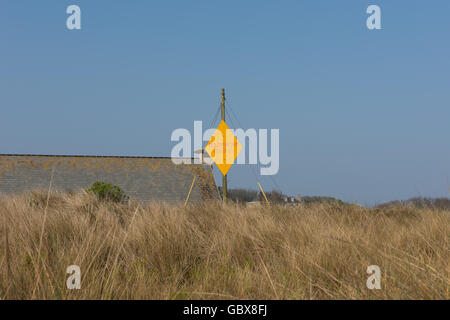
[86,182,128,203]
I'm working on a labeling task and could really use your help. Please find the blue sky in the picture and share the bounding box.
[1,1,449,204]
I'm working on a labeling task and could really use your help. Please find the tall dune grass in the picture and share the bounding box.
[0,191,448,300]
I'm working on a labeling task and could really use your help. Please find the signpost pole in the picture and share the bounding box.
[221,88,227,203]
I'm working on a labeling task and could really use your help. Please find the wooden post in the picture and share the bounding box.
[184,176,197,207]
[258,182,270,205]
[221,88,228,203]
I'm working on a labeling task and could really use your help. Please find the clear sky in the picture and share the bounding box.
[1,1,449,205]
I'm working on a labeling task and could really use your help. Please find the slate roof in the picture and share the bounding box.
[0,154,220,204]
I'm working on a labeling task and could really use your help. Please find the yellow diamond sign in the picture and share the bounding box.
[205,120,242,176]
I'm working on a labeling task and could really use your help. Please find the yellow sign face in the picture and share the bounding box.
[204,120,242,176]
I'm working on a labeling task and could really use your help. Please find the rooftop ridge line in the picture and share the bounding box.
[0,154,196,160]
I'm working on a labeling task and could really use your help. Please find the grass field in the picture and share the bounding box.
[0,192,448,300]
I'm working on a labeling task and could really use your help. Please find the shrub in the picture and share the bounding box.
[86,182,128,203]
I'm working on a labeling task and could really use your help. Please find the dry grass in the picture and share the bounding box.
[0,191,448,300]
